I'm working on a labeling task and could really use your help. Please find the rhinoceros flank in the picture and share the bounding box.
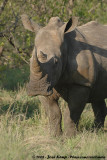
[21,14,107,137]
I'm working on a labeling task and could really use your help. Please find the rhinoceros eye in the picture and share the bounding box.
[38,51,47,61]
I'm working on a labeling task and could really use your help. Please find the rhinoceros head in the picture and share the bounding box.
[21,14,78,96]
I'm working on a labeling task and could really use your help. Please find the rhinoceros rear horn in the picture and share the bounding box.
[60,16,78,34]
[21,14,42,33]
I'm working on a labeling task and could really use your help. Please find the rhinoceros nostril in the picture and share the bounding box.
[47,86,52,92]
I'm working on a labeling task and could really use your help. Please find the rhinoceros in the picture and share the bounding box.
[21,14,107,137]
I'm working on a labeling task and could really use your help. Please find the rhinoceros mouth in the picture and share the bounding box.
[27,85,53,96]
[26,79,53,96]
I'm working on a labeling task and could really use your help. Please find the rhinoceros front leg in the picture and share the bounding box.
[92,100,107,128]
[64,85,90,137]
[39,96,62,136]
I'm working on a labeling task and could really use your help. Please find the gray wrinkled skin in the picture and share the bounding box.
[21,14,107,137]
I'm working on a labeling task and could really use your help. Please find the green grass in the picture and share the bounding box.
[0,66,107,160]
[0,87,40,118]
[0,64,30,90]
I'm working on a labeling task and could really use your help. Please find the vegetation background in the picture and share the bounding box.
[0,0,107,159]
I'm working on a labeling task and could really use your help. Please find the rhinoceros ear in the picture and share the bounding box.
[21,14,41,33]
[60,17,78,34]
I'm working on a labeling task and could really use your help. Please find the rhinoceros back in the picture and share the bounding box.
[78,21,107,50]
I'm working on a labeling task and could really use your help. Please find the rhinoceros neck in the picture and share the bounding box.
[58,29,91,85]
[61,30,79,75]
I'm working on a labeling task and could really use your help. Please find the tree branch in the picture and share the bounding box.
[5,34,29,65]
[0,14,19,37]
[0,47,3,57]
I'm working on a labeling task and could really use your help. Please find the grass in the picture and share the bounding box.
[0,66,107,160]
[0,64,29,90]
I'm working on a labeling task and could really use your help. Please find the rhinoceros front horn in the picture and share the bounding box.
[27,48,52,96]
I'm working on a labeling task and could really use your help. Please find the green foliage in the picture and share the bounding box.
[0,64,29,90]
[0,0,106,68]
[73,0,107,24]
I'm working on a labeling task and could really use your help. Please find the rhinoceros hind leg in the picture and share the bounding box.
[92,100,106,128]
